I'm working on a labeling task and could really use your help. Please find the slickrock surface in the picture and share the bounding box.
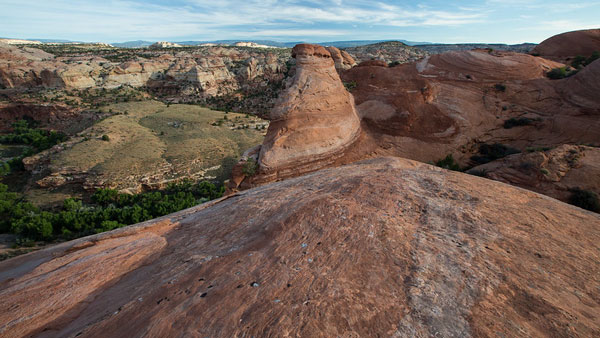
[255,44,361,182]
[342,49,599,164]
[532,28,600,61]
[1,157,599,337]
[467,144,600,203]
[559,58,600,107]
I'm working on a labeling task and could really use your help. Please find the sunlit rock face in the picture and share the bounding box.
[256,44,361,181]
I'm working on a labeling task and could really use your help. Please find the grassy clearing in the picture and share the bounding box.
[27,100,266,204]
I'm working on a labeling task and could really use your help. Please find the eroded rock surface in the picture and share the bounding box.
[0,44,289,111]
[1,157,599,337]
[467,144,600,203]
[325,46,356,71]
[252,44,361,183]
[343,41,428,65]
[342,49,599,164]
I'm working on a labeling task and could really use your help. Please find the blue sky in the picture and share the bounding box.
[0,0,599,43]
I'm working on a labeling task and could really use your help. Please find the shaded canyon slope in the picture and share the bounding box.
[1,157,599,337]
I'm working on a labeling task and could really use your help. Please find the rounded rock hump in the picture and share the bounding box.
[257,43,361,181]
[1,157,599,337]
[560,58,600,107]
[532,28,600,61]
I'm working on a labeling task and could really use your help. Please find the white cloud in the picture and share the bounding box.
[0,0,489,41]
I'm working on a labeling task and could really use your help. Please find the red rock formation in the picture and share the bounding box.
[252,44,361,183]
[341,49,598,164]
[357,59,388,67]
[467,144,600,203]
[1,157,599,337]
[558,58,600,107]
[228,40,599,196]
[0,43,287,99]
[0,103,83,132]
[325,46,356,71]
[532,28,600,61]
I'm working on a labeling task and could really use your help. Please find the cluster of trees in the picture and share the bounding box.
[0,180,224,243]
[470,143,520,165]
[571,51,599,68]
[547,51,599,80]
[0,120,68,151]
[547,66,578,79]
[569,188,600,213]
[0,120,68,176]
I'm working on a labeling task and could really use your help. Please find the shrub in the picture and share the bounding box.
[547,67,577,79]
[344,81,357,91]
[494,84,506,92]
[1,179,224,243]
[101,134,110,141]
[526,146,553,153]
[571,55,587,68]
[434,154,462,171]
[503,117,537,129]
[0,120,67,151]
[471,143,520,165]
[569,189,599,213]
[585,51,599,66]
[242,158,259,176]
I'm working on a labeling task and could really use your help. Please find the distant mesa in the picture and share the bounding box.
[532,28,600,61]
[0,38,42,45]
[149,41,183,49]
[233,41,280,49]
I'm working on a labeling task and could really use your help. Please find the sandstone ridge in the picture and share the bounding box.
[1,157,599,337]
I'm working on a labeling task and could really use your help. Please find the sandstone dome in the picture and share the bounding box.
[1,157,599,337]
[532,29,600,60]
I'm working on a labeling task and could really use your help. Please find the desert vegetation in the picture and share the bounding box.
[434,154,462,171]
[470,143,520,165]
[503,117,540,129]
[571,51,599,68]
[0,120,68,175]
[547,66,578,79]
[0,180,223,250]
[569,188,600,212]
